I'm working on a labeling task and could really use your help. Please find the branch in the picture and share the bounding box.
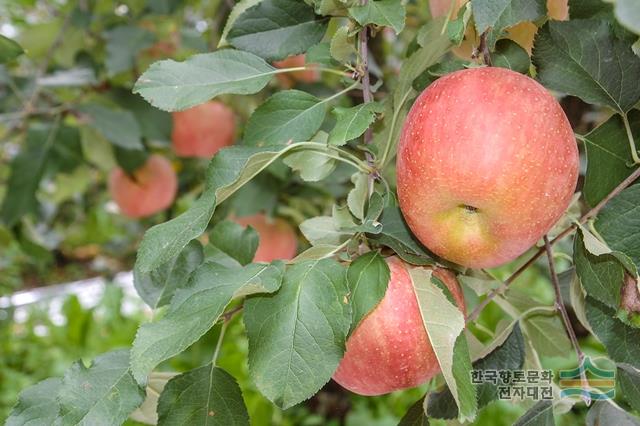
[543,235,591,405]
[220,305,243,323]
[477,29,493,66]
[466,165,640,323]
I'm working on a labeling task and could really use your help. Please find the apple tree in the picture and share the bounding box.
[4,0,640,424]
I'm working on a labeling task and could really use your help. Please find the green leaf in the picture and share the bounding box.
[0,124,59,227]
[0,34,24,63]
[346,251,390,334]
[135,144,292,273]
[574,231,625,310]
[283,149,337,181]
[370,207,434,265]
[533,20,640,114]
[78,104,144,150]
[618,364,640,412]
[208,220,259,266]
[306,42,335,66]
[408,267,477,422]
[399,397,429,426]
[330,26,357,63]
[329,101,384,146]
[412,60,467,92]
[131,262,284,383]
[472,0,545,47]
[156,365,249,426]
[586,297,640,369]
[227,0,329,61]
[582,112,640,207]
[244,259,351,408]
[133,240,204,309]
[513,400,555,426]
[134,49,275,112]
[300,215,352,245]
[567,0,612,20]
[347,172,368,220]
[373,18,451,167]
[615,0,640,36]
[243,90,326,147]
[57,350,145,426]
[104,25,155,76]
[492,38,531,73]
[595,185,640,270]
[427,325,525,419]
[586,401,640,426]
[6,378,61,426]
[130,372,175,425]
[219,0,263,46]
[499,289,572,358]
[348,0,406,34]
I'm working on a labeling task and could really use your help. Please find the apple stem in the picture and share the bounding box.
[466,165,640,323]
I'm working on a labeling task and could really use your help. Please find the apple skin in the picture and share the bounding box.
[396,67,578,268]
[234,214,298,262]
[273,54,318,88]
[109,154,178,218]
[171,101,236,158]
[333,257,465,396]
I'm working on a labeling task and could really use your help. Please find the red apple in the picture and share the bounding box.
[109,154,178,218]
[273,54,318,89]
[396,67,578,268]
[333,257,465,395]
[234,214,298,262]
[171,101,236,158]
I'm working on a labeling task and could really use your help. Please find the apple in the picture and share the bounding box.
[396,67,578,268]
[171,101,236,158]
[109,154,178,218]
[333,257,465,395]
[273,54,318,89]
[234,214,298,262]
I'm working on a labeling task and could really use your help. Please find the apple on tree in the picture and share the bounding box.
[108,154,178,219]
[333,257,465,395]
[234,213,298,262]
[396,67,579,268]
[171,101,236,158]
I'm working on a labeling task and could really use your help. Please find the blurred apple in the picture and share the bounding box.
[109,154,177,218]
[171,101,236,158]
[235,214,298,262]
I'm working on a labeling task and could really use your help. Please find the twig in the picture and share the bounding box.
[544,235,591,405]
[220,305,243,323]
[477,29,492,66]
[358,0,377,195]
[466,165,640,323]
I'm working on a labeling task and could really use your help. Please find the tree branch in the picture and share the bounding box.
[466,165,640,323]
[543,235,591,404]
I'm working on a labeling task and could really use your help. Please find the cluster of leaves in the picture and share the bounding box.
[3,0,640,425]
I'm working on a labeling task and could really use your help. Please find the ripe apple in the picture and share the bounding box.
[234,214,298,262]
[171,101,236,158]
[109,154,178,218]
[273,54,318,89]
[333,257,465,395]
[396,67,578,268]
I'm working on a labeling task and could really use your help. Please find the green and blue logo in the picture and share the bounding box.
[559,357,615,400]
